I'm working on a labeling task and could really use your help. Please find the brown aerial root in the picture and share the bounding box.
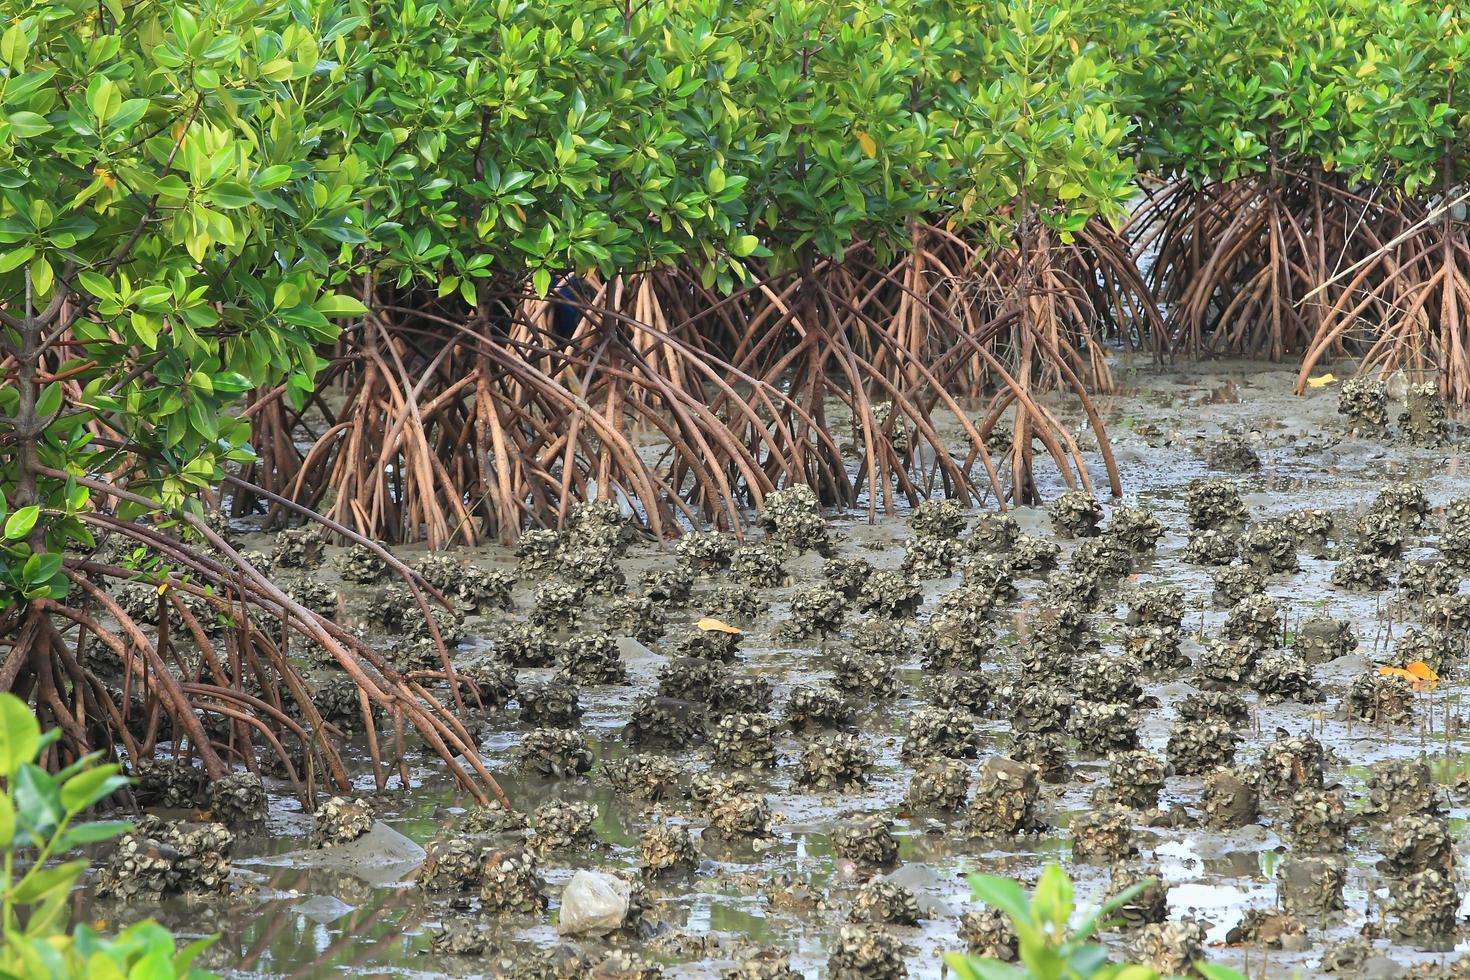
[16,465,508,809]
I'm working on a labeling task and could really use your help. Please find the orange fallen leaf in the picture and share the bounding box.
[696,617,741,635]
[1378,662,1439,691]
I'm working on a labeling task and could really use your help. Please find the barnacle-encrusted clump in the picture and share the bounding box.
[675,531,737,574]
[1213,564,1264,606]
[1292,615,1357,664]
[827,925,907,980]
[458,800,527,835]
[723,950,802,980]
[1106,865,1169,928]
[1226,909,1306,949]
[1257,735,1325,796]
[1441,526,1470,571]
[271,526,325,568]
[626,696,704,748]
[478,845,549,913]
[1178,690,1249,727]
[1067,702,1140,755]
[1252,650,1322,703]
[1107,505,1166,553]
[1331,553,1391,591]
[1009,730,1070,783]
[1185,478,1246,531]
[785,684,853,730]
[1425,592,1470,632]
[493,623,555,668]
[1038,569,1102,609]
[416,555,514,614]
[1289,788,1349,852]
[1009,534,1061,574]
[706,792,772,840]
[1049,488,1103,538]
[518,681,583,728]
[1106,750,1166,810]
[911,499,967,539]
[1319,938,1371,974]
[1126,583,1187,628]
[423,834,490,893]
[462,661,517,708]
[831,815,898,867]
[709,674,773,718]
[1277,855,1346,918]
[530,580,585,629]
[313,676,384,733]
[1071,536,1135,584]
[675,623,745,662]
[825,558,876,598]
[710,713,779,768]
[429,917,495,955]
[555,631,627,686]
[1195,637,1260,688]
[563,500,626,552]
[1355,509,1407,559]
[857,570,923,618]
[1124,624,1188,671]
[797,733,874,790]
[1076,654,1147,706]
[903,534,963,579]
[1389,626,1463,676]
[603,754,683,801]
[759,485,831,555]
[591,949,662,978]
[785,585,849,639]
[95,816,235,899]
[639,823,699,877]
[1183,529,1238,566]
[852,617,917,660]
[205,772,265,827]
[967,757,1042,835]
[1400,559,1460,600]
[514,529,561,571]
[1380,814,1455,876]
[1070,804,1137,862]
[604,596,668,643]
[1007,684,1073,735]
[1206,434,1261,472]
[1388,870,1460,939]
[1285,507,1334,553]
[518,728,595,778]
[969,514,1020,553]
[1020,603,1097,669]
[1401,381,1449,446]
[1338,376,1390,437]
[690,772,753,810]
[730,545,788,589]
[529,801,598,853]
[1129,919,1206,976]
[309,797,374,848]
[1240,523,1299,574]
[849,879,920,926]
[927,670,991,715]
[1364,759,1440,818]
[556,555,624,597]
[132,760,206,809]
[286,577,338,620]
[641,566,694,604]
[336,544,388,584]
[1372,482,1431,529]
[832,651,898,699]
[959,908,1018,960]
[921,606,995,671]
[905,758,971,811]
[902,706,983,760]
[1167,719,1239,775]
[1202,769,1260,830]
[1347,671,1415,724]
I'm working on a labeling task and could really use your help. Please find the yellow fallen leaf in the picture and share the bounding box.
[1307,373,1336,388]
[157,581,170,596]
[856,131,877,159]
[696,617,741,635]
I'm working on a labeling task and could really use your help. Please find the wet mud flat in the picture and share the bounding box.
[82,362,1470,977]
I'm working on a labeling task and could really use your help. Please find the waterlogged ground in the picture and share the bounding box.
[85,360,1470,978]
